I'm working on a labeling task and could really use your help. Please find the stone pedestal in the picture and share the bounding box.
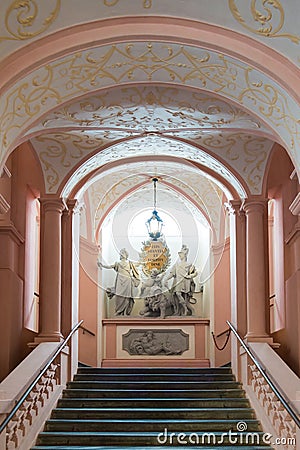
[101,317,210,367]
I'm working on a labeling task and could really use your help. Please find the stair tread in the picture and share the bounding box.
[39,431,269,436]
[59,396,248,400]
[31,445,270,450]
[47,418,260,423]
[33,367,271,449]
[53,406,254,411]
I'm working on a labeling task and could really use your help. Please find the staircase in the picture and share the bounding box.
[32,367,272,449]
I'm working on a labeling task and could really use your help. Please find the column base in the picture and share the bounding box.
[34,333,64,344]
[244,334,273,344]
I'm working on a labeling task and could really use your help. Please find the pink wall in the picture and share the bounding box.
[266,145,299,375]
[213,238,231,367]
[0,143,44,380]
[78,238,98,366]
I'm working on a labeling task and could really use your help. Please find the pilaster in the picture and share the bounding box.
[35,198,65,342]
[243,199,270,341]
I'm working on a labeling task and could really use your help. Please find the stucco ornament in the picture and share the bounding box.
[0,0,61,42]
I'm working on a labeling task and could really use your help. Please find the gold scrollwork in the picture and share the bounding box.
[229,0,299,44]
[0,0,61,42]
[37,132,106,191]
[104,0,152,8]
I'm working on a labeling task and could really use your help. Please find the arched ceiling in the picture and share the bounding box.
[79,159,225,243]
[27,85,274,197]
[0,0,299,216]
[0,1,299,65]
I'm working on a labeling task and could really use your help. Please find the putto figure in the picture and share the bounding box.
[164,244,198,316]
[98,248,140,316]
[138,268,170,318]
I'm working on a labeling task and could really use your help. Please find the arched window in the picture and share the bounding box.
[268,196,285,333]
[24,189,40,332]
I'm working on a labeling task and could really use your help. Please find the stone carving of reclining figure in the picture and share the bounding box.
[129,331,182,355]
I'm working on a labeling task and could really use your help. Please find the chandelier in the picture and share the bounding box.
[146,177,163,240]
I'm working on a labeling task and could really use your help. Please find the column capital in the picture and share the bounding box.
[243,198,268,215]
[39,197,65,214]
[62,198,82,217]
[225,200,244,217]
[289,192,300,216]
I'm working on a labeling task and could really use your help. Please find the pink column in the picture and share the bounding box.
[36,198,65,342]
[243,199,270,340]
[228,200,247,335]
[61,199,79,336]
[227,200,247,378]
[61,199,80,377]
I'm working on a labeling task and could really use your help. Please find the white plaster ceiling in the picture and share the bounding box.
[81,159,224,242]
[0,1,298,65]
[0,1,298,239]
[28,86,275,197]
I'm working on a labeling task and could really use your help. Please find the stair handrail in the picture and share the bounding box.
[227,320,300,428]
[0,319,83,435]
[211,327,231,351]
[79,324,95,336]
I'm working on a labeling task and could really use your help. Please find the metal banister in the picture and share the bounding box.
[79,324,95,336]
[0,319,83,435]
[227,320,300,428]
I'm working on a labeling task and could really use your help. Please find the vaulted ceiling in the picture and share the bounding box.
[0,0,299,240]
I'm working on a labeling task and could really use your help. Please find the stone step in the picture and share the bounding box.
[63,388,246,399]
[45,418,262,432]
[57,397,251,409]
[35,431,272,446]
[51,407,256,420]
[67,380,242,390]
[77,367,233,375]
[32,446,273,450]
[73,373,236,382]
[32,367,271,449]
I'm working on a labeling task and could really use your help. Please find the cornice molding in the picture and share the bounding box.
[0,224,24,244]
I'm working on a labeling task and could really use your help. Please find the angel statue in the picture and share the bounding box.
[97,248,140,316]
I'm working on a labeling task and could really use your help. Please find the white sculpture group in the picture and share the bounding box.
[98,245,198,318]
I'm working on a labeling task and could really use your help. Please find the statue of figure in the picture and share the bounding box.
[138,268,170,319]
[98,248,140,316]
[129,331,181,355]
[164,244,198,316]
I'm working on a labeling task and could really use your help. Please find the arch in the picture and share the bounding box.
[0,17,299,175]
[61,137,247,199]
